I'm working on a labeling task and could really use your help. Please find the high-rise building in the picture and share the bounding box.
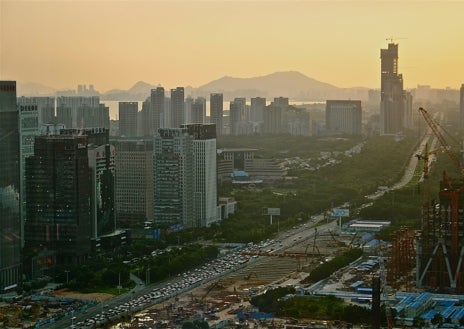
[113,138,153,225]
[85,131,115,238]
[118,102,138,137]
[380,42,404,135]
[184,96,193,124]
[25,133,91,265]
[0,81,21,291]
[285,107,311,136]
[62,128,114,240]
[170,87,184,128]
[76,103,109,129]
[19,104,39,247]
[56,96,109,129]
[150,87,165,135]
[153,124,218,228]
[326,100,362,135]
[229,98,246,135]
[138,97,151,136]
[17,96,55,126]
[273,97,289,109]
[210,93,223,136]
[153,127,194,227]
[263,104,282,134]
[182,124,218,227]
[191,97,206,124]
[250,97,266,122]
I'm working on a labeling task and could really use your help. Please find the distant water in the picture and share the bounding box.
[102,100,324,120]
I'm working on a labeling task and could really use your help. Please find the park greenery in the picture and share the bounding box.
[213,133,419,242]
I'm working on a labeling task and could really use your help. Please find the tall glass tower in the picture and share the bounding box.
[0,81,21,291]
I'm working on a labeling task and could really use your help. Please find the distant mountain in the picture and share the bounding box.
[196,71,369,101]
[102,81,157,100]
[16,72,371,101]
[17,82,56,96]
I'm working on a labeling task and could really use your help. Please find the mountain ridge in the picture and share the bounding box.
[17,71,370,101]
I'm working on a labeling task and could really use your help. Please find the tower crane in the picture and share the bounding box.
[418,107,464,176]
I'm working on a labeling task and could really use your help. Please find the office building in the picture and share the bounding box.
[118,102,138,137]
[25,133,92,265]
[326,100,362,135]
[217,148,286,183]
[380,42,404,134]
[113,138,153,226]
[19,104,39,247]
[85,133,115,238]
[0,81,21,291]
[150,87,165,135]
[153,124,218,228]
[170,87,184,128]
[60,129,114,239]
[182,124,218,227]
[153,127,194,227]
[17,96,55,126]
[210,93,223,136]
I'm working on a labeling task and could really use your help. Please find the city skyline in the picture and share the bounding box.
[1,1,464,92]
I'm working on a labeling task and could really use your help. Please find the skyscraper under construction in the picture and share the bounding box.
[416,172,464,292]
[380,42,404,135]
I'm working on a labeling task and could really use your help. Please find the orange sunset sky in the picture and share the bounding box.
[1,0,463,92]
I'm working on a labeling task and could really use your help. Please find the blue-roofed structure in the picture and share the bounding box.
[350,280,364,289]
[440,305,455,319]
[361,233,373,242]
[451,307,464,324]
[356,287,373,295]
[421,309,437,321]
[435,300,455,309]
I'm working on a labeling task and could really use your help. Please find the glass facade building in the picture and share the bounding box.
[0,81,21,291]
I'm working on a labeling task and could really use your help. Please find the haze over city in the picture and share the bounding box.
[1,0,464,91]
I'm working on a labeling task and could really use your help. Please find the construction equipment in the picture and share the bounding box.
[304,228,321,256]
[418,107,464,175]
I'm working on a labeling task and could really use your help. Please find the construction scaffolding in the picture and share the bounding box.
[386,226,416,289]
[416,173,464,292]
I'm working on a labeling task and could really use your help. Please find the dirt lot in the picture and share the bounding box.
[52,289,114,302]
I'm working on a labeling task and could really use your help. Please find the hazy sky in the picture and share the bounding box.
[1,0,463,92]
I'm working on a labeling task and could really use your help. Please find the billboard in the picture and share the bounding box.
[263,207,280,216]
[331,208,350,217]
